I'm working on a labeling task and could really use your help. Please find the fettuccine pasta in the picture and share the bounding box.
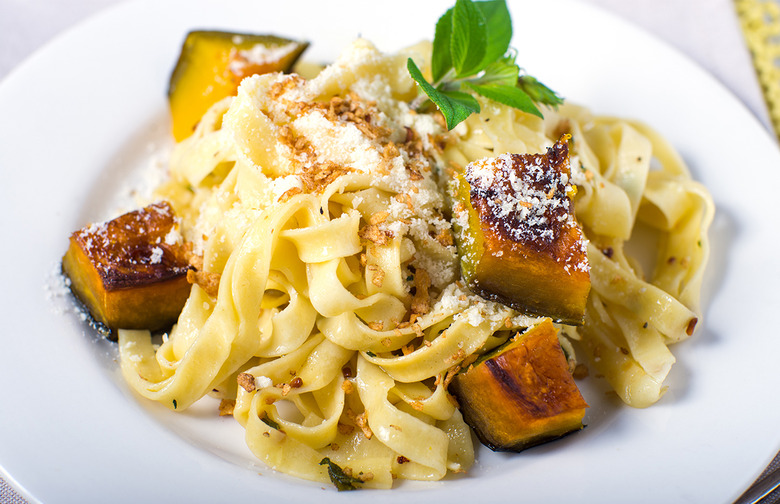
[117,38,713,487]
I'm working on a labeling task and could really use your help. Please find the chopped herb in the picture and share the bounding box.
[261,415,282,431]
[407,0,563,129]
[365,350,377,357]
[172,399,177,409]
[319,457,363,491]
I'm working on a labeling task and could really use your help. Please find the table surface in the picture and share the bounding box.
[0,0,776,503]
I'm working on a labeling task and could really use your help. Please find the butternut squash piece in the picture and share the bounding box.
[61,202,191,333]
[168,30,308,141]
[451,136,590,324]
[449,319,588,452]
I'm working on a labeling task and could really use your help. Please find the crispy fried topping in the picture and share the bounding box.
[186,268,220,298]
[355,411,373,439]
[410,268,431,316]
[338,422,356,436]
[219,399,236,416]
[369,211,390,225]
[371,266,385,288]
[434,228,454,247]
[278,186,303,202]
[237,373,257,393]
[359,224,392,246]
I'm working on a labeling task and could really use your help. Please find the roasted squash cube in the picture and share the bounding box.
[451,137,590,324]
[449,319,588,452]
[168,30,308,141]
[61,202,191,333]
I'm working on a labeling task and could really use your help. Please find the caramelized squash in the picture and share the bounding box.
[61,202,191,333]
[451,137,590,324]
[168,30,308,141]
[449,319,588,452]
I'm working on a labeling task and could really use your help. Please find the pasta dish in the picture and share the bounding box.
[62,3,714,490]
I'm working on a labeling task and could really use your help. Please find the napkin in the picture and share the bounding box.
[736,0,780,142]
[0,479,26,504]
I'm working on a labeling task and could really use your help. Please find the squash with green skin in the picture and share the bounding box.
[450,136,590,325]
[61,202,192,334]
[168,31,308,141]
[449,319,588,452]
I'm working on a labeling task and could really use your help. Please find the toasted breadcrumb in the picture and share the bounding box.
[573,363,589,380]
[369,211,390,225]
[371,266,385,288]
[411,268,431,316]
[355,412,373,439]
[186,256,221,298]
[359,224,392,245]
[278,186,303,202]
[434,228,454,247]
[219,399,235,416]
[237,372,256,393]
[338,423,356,435]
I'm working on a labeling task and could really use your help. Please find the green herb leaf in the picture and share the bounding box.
[408,0,563,129]
[408,58,480,129]
[451,0,487,77]
[437,90,481,128]
[261,414,282,431]
[431,8,454,83]
[467,82,542,118]
[518,75,564,108]
[473,59,520,86]
[474,0,512,67]
[319,458,363,491]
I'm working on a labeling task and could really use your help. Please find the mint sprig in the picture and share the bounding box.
[408,0,563,130]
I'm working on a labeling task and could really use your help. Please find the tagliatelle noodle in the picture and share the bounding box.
[448,101,714,408]
[118,37,713,486]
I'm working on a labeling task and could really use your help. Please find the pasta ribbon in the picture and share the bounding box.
[117,37,713,486]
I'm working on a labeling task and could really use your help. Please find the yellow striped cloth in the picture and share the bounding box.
[735,0,780,142]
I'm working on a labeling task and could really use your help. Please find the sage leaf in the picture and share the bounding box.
[451,0,487,77]
[475,0,512,67]
[408,58,480,129]
[319,458,363,491]
[474,59,520,86]
[518,75,564,107]
[467,82,543,118]
[432,8,454,82]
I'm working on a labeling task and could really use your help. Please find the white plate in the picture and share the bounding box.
[1,0,779,502]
